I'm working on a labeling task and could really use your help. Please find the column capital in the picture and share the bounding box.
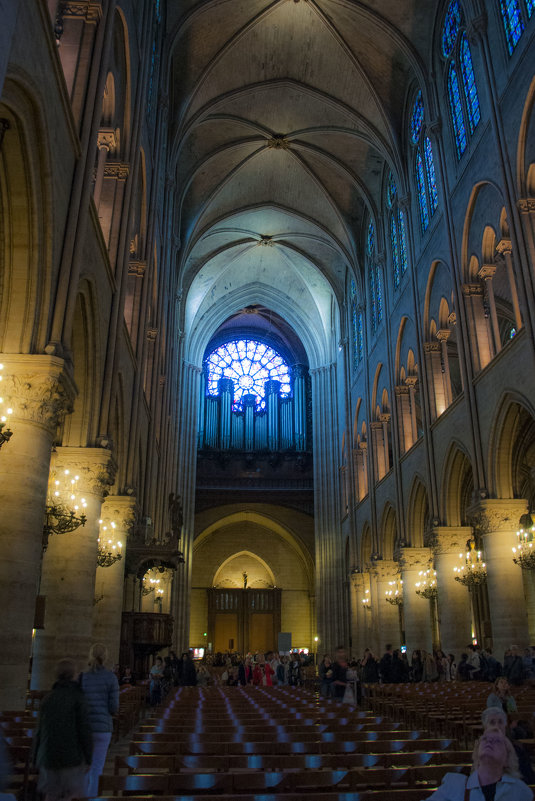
[103,162,129,180]
[395,384,409,396]
[350,570,369,590]
[53,446,117,498]
[496,238,512,257]
[436,329,451,343]
[100,495,136,532]
[128,260,147,277]
[397,547,432,571]
[379,413,391,424]
[405,375,418,388]
[97,127,116,152]
[429,526,473,555]
[462,283,483,297]
[517,198,535,213]
[370,559,400,581]
[423,341,440,353]
[469,498,528,535]
[478,264,496,281]
[0,355,76,433]
[62,1,103,22]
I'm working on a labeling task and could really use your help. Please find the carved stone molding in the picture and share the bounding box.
[436,329,450,342]
[257,235,274,247]
[147,328,158,342]
[97,128,116,152]
[128,260,146,277]
[469,499,528,535]
[447,312,457,326]
[103,163,129,179]
[61,1,102,22]
[478,264,496,280]
[395,384,409,397]
[496,238,512,257]
[379,413,391,424]
[53,446,117,498]
[429,526,473,556]
[371,559,399,581]
[100,495,136,533]
[267,135,290,149]
[350,571,369,590]
[405,375,418,388]
[0,356,76,432]
[398,547,432,571]
[423,341,440,353]
[517,198,535,213]
[462,283,483,297]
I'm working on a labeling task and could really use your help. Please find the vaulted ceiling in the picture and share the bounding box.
[166,0,438,362]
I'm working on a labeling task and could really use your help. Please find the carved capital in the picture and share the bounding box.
[97,127,116,152]
[517,198,535,213]
[430,526,473,556]
[371,559,400,581]
[53,446,117,498]
[405,375,418,388]
[147,328,158,342]
[478,264,496,281]
[462,283,483,297]
[447,312,457,326]
[103,162,129,179]
[470,499,529,535]
[496,238,512,257]
[100,495,136,533]
[395,384,409,396]
[379,413,391,424]
[257,235,274,247]
[436,329,450,343]
[423,341,440,353]
[398,547,432,571]
[61,1,102,22]
[128,260,147,277]
[0,355,76,432]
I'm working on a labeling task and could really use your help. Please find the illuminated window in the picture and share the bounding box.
[367,222,383,333]
[387,173,408,289]
[206,340,291,411]
[442,2,480,159]
[350,280,363,368]
[500,0,525,53]
[410,92,438,232]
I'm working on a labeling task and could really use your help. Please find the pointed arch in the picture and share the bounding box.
[406,476,430,547]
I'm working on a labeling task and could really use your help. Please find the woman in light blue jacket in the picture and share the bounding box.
[79,643,119,797]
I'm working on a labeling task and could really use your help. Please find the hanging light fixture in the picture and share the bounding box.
[385,578,403,605]
[97,520,123,567]
[512,514,535,570]
[43,469,87,549]
[415,568,438,599]
[142,567,166,597]
[361,588,371,609]
[453,537,487,586]
[0,363,14,448]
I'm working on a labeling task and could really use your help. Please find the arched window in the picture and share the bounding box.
[410,90,439,232]
[367,222,383,333]
[499,0,531,53]
[442,1,481,158]
[350,279,364,369]
[206,339,291,411]
[387,172,408,289]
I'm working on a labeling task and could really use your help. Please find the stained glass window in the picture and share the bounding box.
[391,214,400,288]
[387,172,397,208]
[460,34,481,133]
[367,221,375,256]
[350,280,361,369]
[399,209,408,277]
[500,0,525,53]
[410,91,425,144]
[376,265,383,325]
[357,311,364,363]
[442,0,462,56]
[527,0,534,16]
[416,151,429,231]
[448,64,467,156]
[424,138,438,214]
[206,340,291,411]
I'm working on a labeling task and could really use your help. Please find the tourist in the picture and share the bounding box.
[79,643,119,797]
[149,655,164,705]
[34,659,93,801]
[421,730,532,800]
[487,677,518,714]
[319,654,333,697]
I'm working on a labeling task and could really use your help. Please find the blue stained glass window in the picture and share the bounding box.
[442,0,462,56]
[399,209,408,277]
[416,152,429,231]
[448,64,467,157]
[357,312,364,362]
[460,34,481,134]
[424,137,438,214]
[206,339,290,411]
[375,265,383,325]
[410,91,425,144]
[527,0,534,17]
[369,265,377,333]
[387,173,397,208]
[391,214,400,288]
[367,222,375,256]
[500,0,525,54]
[351,305,359,369]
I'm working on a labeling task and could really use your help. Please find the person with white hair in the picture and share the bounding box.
[421,729,532,800]
[79,643,119,796]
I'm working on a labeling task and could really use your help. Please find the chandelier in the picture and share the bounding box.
[415,568,438,600]
[0,363,13,448]
[97,520,123,567]
[385,578,403,605]
[142,568,166,597]
[361,588,371,608]
[512,514,535,570]
[453,538,487,587]
[43,470,87,550]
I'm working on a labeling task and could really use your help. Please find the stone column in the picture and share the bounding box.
[432,527,473,656]
[478,265,501,354]
[371,560,402,651]
[32,447,116,688]
[496,240,522,330]
[477,499,530,660]
[92,495,136,666]
[0,356,75,710]
[399,547,433,655]
[93,127,116,209]
[351,572,372,657]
